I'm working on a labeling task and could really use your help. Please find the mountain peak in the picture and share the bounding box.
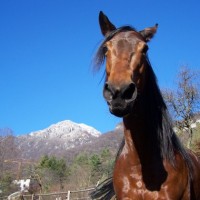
[16,120,101,159]
[29,120,101,138]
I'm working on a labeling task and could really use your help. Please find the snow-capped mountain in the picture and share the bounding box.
[29,120,100,139]
[16,120,101,159]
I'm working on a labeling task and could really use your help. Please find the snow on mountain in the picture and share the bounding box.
[16,120,101,159]
[29,120,101,139]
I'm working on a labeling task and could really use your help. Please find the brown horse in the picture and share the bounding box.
[91,11,200,200]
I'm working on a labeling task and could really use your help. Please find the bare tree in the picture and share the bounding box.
[0,128,18,177]
[163,66,200,148]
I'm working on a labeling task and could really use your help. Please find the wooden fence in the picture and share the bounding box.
[5,187,95,200]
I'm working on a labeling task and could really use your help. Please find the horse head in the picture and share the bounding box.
[97,11,158,117]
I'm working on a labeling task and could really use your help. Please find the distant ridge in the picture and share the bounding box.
[12,116,200,161]
[15,120,102,159]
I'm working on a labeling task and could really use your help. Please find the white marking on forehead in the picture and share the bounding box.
[122,177,130,193]
[110,37,136,43]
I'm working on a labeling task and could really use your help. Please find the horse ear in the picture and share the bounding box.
[140,24,158,42]
[99,11,116,36]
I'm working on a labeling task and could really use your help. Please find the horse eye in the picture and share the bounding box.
[143,45,148,54]
[103,46,108,55]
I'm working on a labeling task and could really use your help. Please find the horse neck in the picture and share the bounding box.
[121,101,169,190]
[123,111,162,166]
[122,79,165,166]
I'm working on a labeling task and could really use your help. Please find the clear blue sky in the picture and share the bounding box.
[0,0,200,135]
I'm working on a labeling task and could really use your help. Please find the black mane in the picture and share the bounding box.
[141,57,192,168]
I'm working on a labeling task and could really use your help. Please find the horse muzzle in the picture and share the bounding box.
[103,82,137,117]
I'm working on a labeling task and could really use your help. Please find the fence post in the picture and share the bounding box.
[67,190,70,200]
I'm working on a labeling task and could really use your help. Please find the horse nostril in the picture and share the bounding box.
[103,82,114,100]
[122,83,136,100]
[104,82,109,92]
[104,82,137,102]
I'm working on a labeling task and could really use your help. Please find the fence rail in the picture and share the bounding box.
[5,187,95,200]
